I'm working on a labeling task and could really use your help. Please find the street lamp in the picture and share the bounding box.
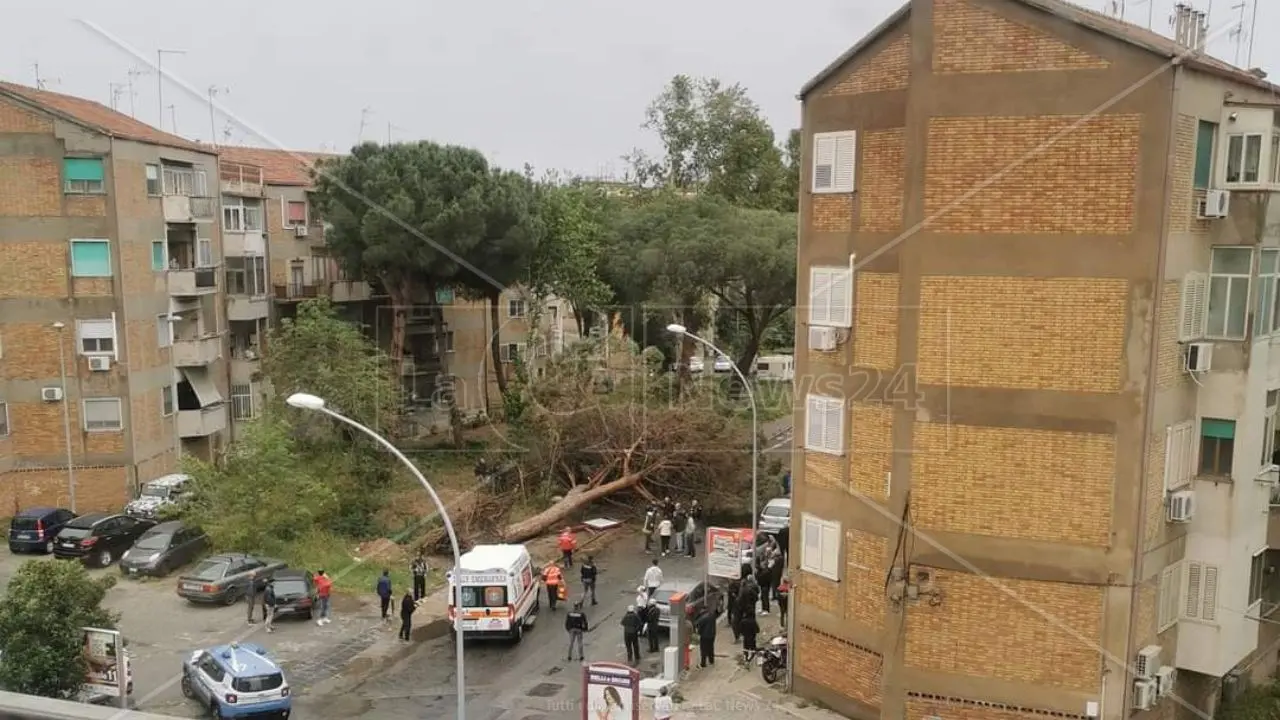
[284,392,467,720]
[52,322,76,512]
[666,323,759,536]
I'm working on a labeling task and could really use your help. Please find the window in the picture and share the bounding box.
[1158,562,1182,631]
[1260,250,1280,337]
[1266,400,1278,468]
[161,385,174,417]
[812,131,857,193]
[804,394,845,455]
[145,164,161,196]
[1164,420,1195,491]
[197,237,212,267]
[1250,550,1268,609]
[436,287,455,305]
[799,513,841,581]
[500,343,525,363]
[222,197,262,232]
[157,315,172,348]
[162,166,206,196]
[63,158,105,194]
[243,200,263,231]
[508,299,526,318]
[808,266,854,328]
[1207,247,1253,339]
[1199,418,1235,476]
[0,401,8,437]
[69,239,112,277]
[1178,272,1209,341]
[231,384,255,420]
[435,331,455,354]
[82,398,122,432]
[1194,120,1217,188]
[150,240,166,272]
[1225,133,1264,183]
[76,319,116,356]
[222,201,243,232]
[285,200,308,227]
[225,256,267,296]
[1272,134,1280,184]
[1183,561,1220,621]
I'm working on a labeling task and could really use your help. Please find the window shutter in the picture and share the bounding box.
[1202,565,1219,621]
[1184,562,1202,619]
[822,397,845,455]
[809,268,833,326]
[827,268,855,328]
[1179,272,1208,341]
[78,319,115,341]
[801,516,822,574]
[1163,425,1175,491]
[833,133,857,192]
[820,521,841,579]
[805,395,827,451]
[812,136,836,191]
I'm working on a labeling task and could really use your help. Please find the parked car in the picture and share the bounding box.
[712,356,734,373]
[177,554,286,606]
[758,497,791,537]
[267,569,317,620]
[125,473,193,520]
[686,357,705,374]
[53,513,156,567]
[652,577,726,631]
[8,507,75,554]
[119,521,208,578]
[180,643,291,719]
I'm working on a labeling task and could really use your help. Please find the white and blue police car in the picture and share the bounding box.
[180,642,291,719]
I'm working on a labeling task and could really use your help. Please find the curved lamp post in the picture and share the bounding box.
[666,324,760,536]
[285,393,467,720]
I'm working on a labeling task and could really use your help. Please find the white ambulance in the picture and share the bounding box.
[447,544,540,642]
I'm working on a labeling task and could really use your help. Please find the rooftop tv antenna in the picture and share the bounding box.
[206,85,229,147]
[156,48,186,129]
[32,63,60,90]
[109,83,128,111]
[357,107,374,143]
[1245,1,1259,66]
[125,66,148,118]
[221,121,235,144]
[1227,2,1247,64]
[167,104,178,135]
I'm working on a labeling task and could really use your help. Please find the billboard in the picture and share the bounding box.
[581,662,639,720]
[82,627,127,701]
[706,527,745,580]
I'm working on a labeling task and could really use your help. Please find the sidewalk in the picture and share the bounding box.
[644,654,842,720]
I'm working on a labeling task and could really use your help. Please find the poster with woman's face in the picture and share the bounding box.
[583,664,637,720]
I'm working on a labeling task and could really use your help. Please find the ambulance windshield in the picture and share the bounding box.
[459,585,508,608]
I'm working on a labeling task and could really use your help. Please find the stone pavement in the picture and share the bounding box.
[659,658,846,720]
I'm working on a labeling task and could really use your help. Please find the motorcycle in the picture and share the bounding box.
[757,633,788,684]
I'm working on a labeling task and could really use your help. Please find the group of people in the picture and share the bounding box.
[643,496,704,557]
[241,568,334,634]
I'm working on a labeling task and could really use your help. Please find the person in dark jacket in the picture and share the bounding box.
[411,553,429,601]
[565,602,589,661]
[376,570,393,620]
[621,605,643,663]
[399,592,415,641]
[758,550,780,615]
[695,609,718,667]
[737,574,760,625]
[781,470,791,496]
[581,556,599,606]
[263,580,278,633]
[645,600,662,653]
[776,576,791,626]
[739,612,761,659]
[726,578,742,643]
[245,570,261,624]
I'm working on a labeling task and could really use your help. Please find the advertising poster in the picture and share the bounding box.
[82,627,126,699]
[581,662,639,720]
[706,527,744,580]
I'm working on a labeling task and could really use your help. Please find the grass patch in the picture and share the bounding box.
[279,529,413,596]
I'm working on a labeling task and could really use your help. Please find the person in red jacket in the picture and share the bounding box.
[557,527,578,568]
[314,569,333,626]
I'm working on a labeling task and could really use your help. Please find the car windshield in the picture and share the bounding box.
[273,579,308,595]
[58,526,91,539]
[11,518,39,530]
[141,486,170,499]
[133,533,171,551]
[762,505,789,518]
[231,673,284,693]
[458,585,506,608]
[189,560,228,581]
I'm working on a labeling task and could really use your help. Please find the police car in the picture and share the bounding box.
[180,643,291,719]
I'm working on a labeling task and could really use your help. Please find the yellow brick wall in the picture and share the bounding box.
[904,568,1103,691]
[65,195,107,217]
[813,195,853,233]
[0,466,129,513]
[797,627,883,707]
[850,403,893,502]
[907,696,1089,720]
[125,320,166,374]
[798,572,840,615]
[913,422,1115,545]
[1134,574,1159,649]
[932,0,1110,74]
[859,129,907,233]
[119,240,166,298]
[130,388,166,446]
[72,278,113,297]
[0,322,64,379]
[135,451,177,485]
[0,243,66,299]
[804,451,844,492]
[1143,431,1166,546]
[843,529,887,631]
[8,401,125,458]
[826,34,911,96]
[1167,115,1196,235]
[0,97,54,133]
[917,276,1128,392]
[1155,280,1184,390]
[853,273,899,369]
[924,114,1141,235]
[0,157,61,216]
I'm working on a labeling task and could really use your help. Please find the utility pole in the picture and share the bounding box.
[1229,2,1247,65]
[156,48,186,129]
[1246,0,1259,66]
[126,67,147,118]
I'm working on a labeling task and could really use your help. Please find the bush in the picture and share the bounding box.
[1220,681,1280,720]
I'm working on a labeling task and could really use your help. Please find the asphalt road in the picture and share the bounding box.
[297,539,707,720]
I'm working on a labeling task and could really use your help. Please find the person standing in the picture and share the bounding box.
[776,576,791,627]
[726,578,742,643]
[671,505,687,554]
[376,570,393,621]
[620,605,643,663]
[740,610,761,659]
[738,572,759,623]
[657,516,674,556]
[695,608,718,668]
[411,553,429,601]
[263,579,278,633]
[781,470,791,497]
[558,527,577,568]
[565,601,589,661]
[580,555,599,606]
[643,559,663,600]
[645,599,662,653]
[314,569,333,626]
[399,592,415,642]
[643,505,657,553]
[635,585,649,610]
[653,686,674,720]
[245,570,260,624]
[543,563,564,612]
[683,515,697,559]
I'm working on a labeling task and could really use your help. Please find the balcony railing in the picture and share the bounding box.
[178,404,228,438]
[273,282,328,301]
[172,335,222,367]
[168,267,218,296]
[220,162,265,195]
[227,295,270,321]
[163,195,215,223]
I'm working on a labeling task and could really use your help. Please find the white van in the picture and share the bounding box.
[447,544,540,642]
[756,355,794,382]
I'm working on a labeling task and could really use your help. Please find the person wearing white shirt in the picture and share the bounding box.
[653,686,674,719]
[643,559,664,600]
[657,517,674,555]
[635,586,649,609]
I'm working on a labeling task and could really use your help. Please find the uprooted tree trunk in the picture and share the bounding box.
[501,472,644,543]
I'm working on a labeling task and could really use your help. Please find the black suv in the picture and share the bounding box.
[53,513,156,567]
[267,569,318,619]
[8,507,75,554]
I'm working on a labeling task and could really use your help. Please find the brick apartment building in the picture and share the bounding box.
[0,82,230,513]
[791,0,1280,719]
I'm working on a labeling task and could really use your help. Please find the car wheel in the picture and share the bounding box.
[44,540,54,554]
[512,620,524,643]
[180,675,194,699]
[222,588,241,606]
[211,700,225,719]
[97,549,113,567]
[304,610,313,620]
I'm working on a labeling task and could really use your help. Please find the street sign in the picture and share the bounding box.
[706,527,744,580]
[581,662,640,720]
[82,627,128,707]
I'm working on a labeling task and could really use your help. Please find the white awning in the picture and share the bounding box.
[180,367,223,407]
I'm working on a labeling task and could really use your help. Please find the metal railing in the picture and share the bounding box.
[220,162,264,190]
[161,167,207,197]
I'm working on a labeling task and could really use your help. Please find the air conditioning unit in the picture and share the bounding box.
[1184,342,1213,373]
[41,387,63,402]
[1132,679,1157,711]
[87,356,112,372]
[1135,645,1162,679]
[1197,189,1231,219]
[1155,666,1177,698]
[294,224,309,238]
[809,326,838,352]
[1168,489,1196,523]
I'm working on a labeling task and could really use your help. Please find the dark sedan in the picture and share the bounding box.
[653,577,727,631]
[176,554,285,605]
[119,521,209,578]
[53,513,156,567]
[268,569,317,619]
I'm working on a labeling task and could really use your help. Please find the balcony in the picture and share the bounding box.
[231,356,261,385]
[274,282,328,302]
[162,195,216,224]
[168,267,218,297]
[220,162,264,196]
[172,335,221,367]
[178,404,228,438]
[330,280,372,303]
[227,295,270,321]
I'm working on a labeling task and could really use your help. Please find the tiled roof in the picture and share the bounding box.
[799,0,1279,98]
[0,80,210,153]
[216,146,340,187]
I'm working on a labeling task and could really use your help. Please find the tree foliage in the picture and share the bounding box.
[0,560,117,699]
[1220,682,1280,720]
[530,180,614,333]
[709,207,797,371]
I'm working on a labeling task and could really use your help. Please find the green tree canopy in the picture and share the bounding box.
[530,179,614,335]
[0,560,117,699]
[710,207,797,371]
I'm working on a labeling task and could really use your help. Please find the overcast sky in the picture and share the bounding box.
[0,0,1274,176]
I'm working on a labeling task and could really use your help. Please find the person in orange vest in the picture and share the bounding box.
[557,527,577,568]
[542,563,564,612]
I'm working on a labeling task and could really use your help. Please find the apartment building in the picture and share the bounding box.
[0,81,229,513]
[790,1,1280,719]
